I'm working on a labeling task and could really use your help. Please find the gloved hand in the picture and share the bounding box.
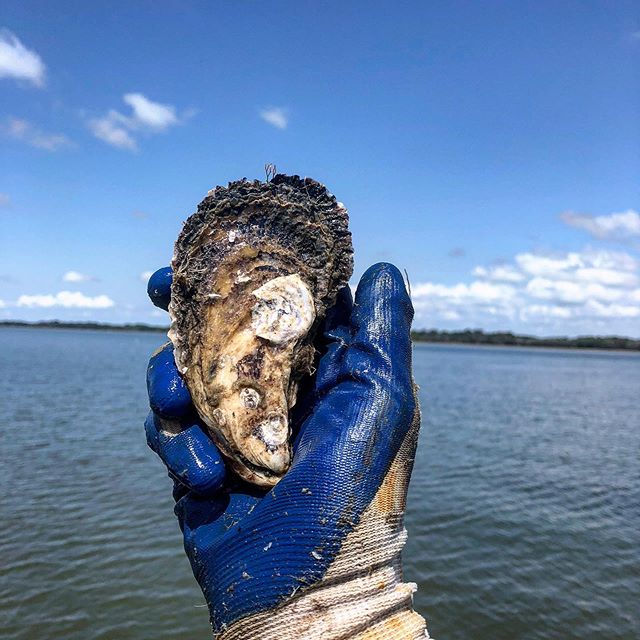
[145,262,428,639]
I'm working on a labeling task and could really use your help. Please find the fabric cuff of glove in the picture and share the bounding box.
[218,557,429,640]
[216,418,430,640]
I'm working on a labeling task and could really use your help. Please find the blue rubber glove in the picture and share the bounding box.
[145,263,427,639]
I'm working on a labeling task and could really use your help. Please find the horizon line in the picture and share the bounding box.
[1,320,639,349]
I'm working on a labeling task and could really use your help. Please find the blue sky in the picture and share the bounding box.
[1,1,639,336]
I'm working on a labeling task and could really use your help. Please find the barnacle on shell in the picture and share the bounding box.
[168,175,353,487]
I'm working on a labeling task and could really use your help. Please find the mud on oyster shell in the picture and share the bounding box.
[168,175,353,487]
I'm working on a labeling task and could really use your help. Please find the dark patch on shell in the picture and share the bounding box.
[236,347,265,380]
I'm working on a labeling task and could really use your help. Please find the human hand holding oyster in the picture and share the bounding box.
[144,175,428,639]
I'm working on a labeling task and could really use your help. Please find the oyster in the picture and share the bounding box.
[168,175,353,487]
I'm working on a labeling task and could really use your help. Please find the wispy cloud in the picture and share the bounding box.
[561,209,640,241]
[88,111,137,150]
[63,270,96,283]
[17,291,114,309]
[2,117,72,151]
[0,193,10,208]
[260,107,288,129]
[0,29,45,87]
[448,247,466,258]
[88,93,192,151]
[472,264,525,283]
[140,270,153,282]
[123,93,179,130]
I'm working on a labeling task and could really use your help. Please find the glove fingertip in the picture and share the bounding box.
[147,267,173,311]
[356,262,411,308]
[352,262,414,346]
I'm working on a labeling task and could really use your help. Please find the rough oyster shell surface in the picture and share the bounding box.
[168,175,353,486]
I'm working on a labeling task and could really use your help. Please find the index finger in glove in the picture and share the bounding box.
[347,261,414,397]
[295,262,415,467]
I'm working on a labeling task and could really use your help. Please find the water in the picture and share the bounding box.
[0,328,638,639]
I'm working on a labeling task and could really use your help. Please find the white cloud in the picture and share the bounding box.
[140,270,153,282]
[123,93,178,130]
[514,249,637,286]
[411,281,520,326]
[2,117,71,151]
[472,264,525,283]
[525,278,623,304]
[573,267,637,288]
[581,248,637,272]
[17,291,114,309]
[412,247,640,333]
[260,107,288,129]
[88,111,137,150]
[63,270,95,283]
[0,193,10,208]
[0,299,5,308]
[515,251,582,278]
[520,304,572,320]
[561,209,640,241]
[0,29,45,87]
[412,280,517,304]
[585,300,640,318]
[88,93,190,150]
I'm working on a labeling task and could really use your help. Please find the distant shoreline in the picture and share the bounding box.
[0,320,168,333]
[2,320,639,351]
[411,329,640,351]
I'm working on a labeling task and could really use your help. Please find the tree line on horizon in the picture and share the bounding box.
[411,329,640,350]
[1,320,639,350]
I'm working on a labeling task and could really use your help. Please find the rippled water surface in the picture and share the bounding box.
[1,328,638,639]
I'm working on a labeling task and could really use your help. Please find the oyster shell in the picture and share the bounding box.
[168,175,353,487]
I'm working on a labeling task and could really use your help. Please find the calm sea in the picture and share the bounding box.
[0,328,638,639]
